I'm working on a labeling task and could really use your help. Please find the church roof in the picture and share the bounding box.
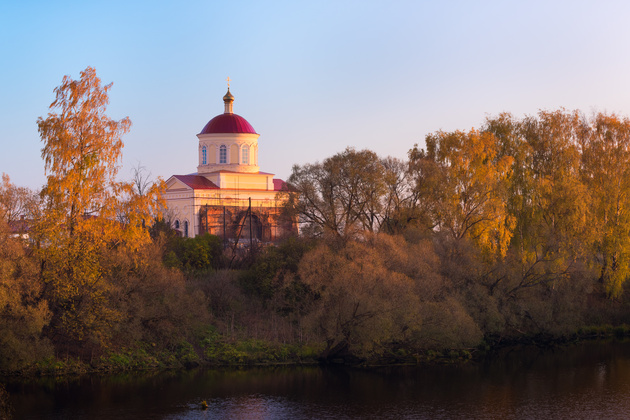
[172,174,289,192]
[273,179,289,191]
[204,170,274,175]
[200,113,257,134]
[172,175,219,190]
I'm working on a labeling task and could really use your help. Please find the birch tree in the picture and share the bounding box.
[36,67,162,354]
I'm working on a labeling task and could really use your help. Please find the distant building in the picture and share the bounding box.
[164,87,296,243]
[7,216,30,240]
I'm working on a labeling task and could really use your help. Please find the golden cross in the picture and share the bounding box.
[226,77,231,88]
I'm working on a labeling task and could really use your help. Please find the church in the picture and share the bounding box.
[164,87,296,243]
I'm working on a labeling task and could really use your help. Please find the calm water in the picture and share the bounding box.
[5,341,630,419]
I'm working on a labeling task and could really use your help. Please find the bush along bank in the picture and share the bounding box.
[6,228,630,375]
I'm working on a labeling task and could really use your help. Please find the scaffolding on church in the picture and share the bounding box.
[195,194,295,248]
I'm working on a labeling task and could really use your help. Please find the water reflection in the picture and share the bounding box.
[6,340,630,419]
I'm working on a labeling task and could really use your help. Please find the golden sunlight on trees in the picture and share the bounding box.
[0,174,52,370]
[117,164,165,238]
[7,77,630,372]
[0,214,52,370]
[294,233,483,359]
[36,67,165,355]
[37,67,131,236]
[363,233,483,349]
[580,113,630,297]
[519,109,590,256]
[480,111,592,301]
[276,107,630,355]
[409,129,515,257]
[0,175,52,370]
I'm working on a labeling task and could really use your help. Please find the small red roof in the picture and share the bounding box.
[172,175,289,192]
[273,179,288,191]
[202,170,275,175]
[200,113,257,134]
[173,175,219,190]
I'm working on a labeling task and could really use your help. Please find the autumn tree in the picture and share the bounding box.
[38,67,131,236]
[36,67,162,355]
[409,129,515,257]
[520,110,590,252]
[0,213,52,370]
[579,113,630,297]
[502,110,590,294]
[287,148,395,238]
[0,175,52,370]
[298,238,422,359]
[481,113,530,230]
[117,164,165,230]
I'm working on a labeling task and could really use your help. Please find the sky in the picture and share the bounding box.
[2,0,630,189]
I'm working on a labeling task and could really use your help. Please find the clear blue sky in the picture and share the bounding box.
[2,0,630,189]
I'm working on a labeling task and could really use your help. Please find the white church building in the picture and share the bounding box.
[164,87,296,242]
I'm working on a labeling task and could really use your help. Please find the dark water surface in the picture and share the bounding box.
[5,341,630,419]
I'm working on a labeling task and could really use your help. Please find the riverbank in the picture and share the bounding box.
[0,336,322,378]
[3,324,630,379]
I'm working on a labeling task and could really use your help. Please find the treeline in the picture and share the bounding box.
[0,108,625,371]
[289,110,630,298]
[276,109,630,359]
[3,65,630,373]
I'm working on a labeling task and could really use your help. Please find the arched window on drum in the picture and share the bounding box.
[241,144,249,164]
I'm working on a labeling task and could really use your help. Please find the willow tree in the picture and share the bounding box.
[409,129,515,258]
[36,67,161,355]
[520,110,590,252]
[501,110,593,295]
[580,113,630,297]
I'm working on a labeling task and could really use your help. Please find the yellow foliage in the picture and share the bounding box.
[35,67,165,349]
[412,129,515,258]
[580,113,630,297]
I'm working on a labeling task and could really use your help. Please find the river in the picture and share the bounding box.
[5,340,630,419]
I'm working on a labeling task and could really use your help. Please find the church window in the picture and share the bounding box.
[241,145,249,164]
[202,146,207,165]
[219,145,227,164]
[184,220,189,237]
[174,220,180,230]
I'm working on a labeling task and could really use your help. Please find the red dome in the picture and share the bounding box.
[200,113,257,134]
